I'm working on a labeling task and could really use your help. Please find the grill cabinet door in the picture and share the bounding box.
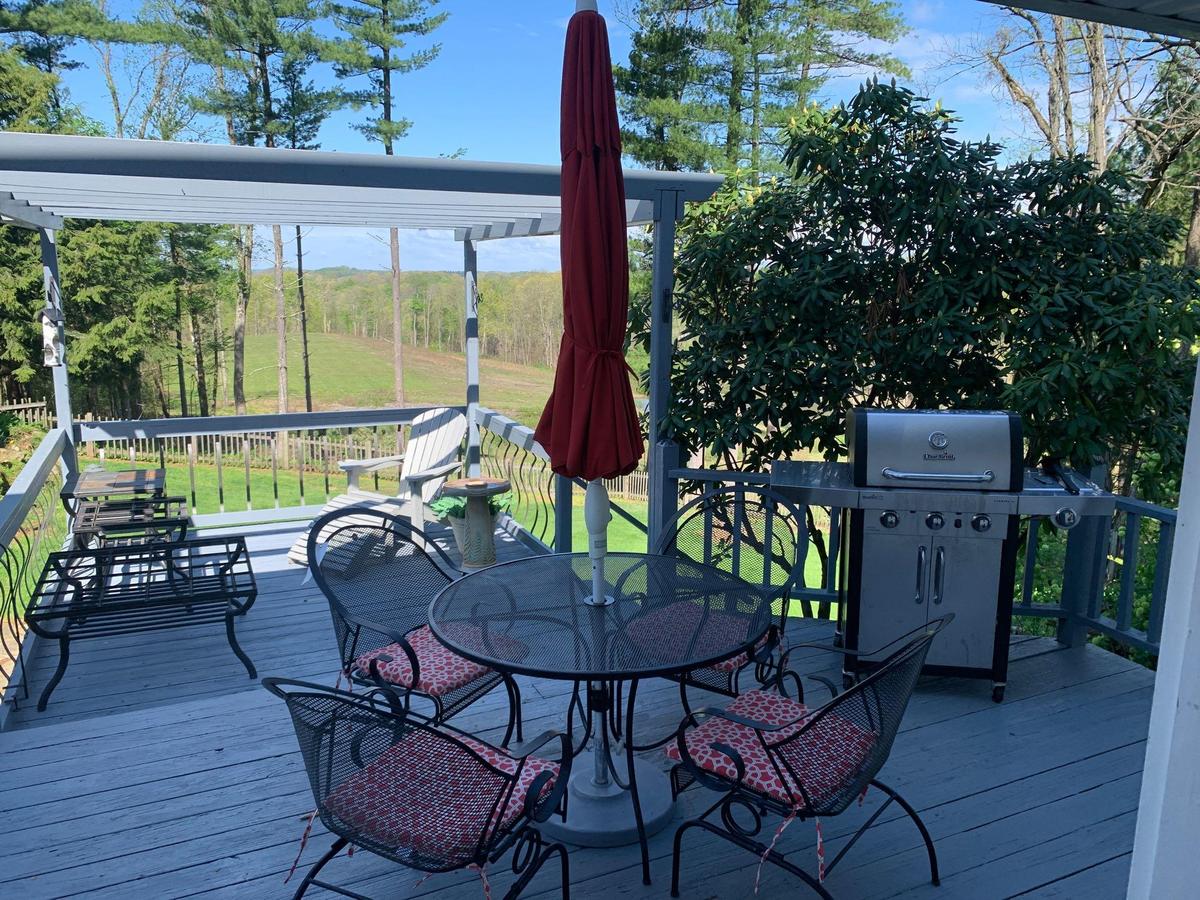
[854,523,931,661]
[924,529,1005,669]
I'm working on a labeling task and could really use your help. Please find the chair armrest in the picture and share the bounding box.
[338,453,407,475]
[337,608,423,686]
[508,729,566,759]
[405,459,462,490]
[513,732,573,823]
[691,705,810,734]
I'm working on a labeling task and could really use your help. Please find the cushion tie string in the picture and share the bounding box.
[753,807,799,894]
[468,862,492,900]
[284,809,318,884]
[816,817,825,883]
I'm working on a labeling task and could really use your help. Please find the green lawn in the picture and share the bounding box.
[214,333,560,426]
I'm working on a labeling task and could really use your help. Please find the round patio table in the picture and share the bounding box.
[429,551,772,885]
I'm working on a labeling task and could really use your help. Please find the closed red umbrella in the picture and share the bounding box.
[535,0,642,485]
[536,0,642,604]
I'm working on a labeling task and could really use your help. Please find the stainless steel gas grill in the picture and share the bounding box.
[772,408,1113,702]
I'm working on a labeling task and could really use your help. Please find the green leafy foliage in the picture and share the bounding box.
[649,81,1200,502]
[430,491,510,520]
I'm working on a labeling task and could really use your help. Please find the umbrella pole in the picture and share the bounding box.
[584,478,614,606]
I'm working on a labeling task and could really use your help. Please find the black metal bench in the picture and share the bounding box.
[25,536,257,711]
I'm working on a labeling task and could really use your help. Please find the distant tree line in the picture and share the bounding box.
[242,267,566,369]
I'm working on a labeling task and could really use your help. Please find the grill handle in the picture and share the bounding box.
[914,546,927,605]
[932,547,945,605]
[881,467,996,484]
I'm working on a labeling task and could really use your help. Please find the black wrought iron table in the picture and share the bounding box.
[429,551,771,885]
[25,536,257,711]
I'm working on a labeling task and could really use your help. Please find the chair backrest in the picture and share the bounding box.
[770,616,950,816]
[263,678,520,871]
[307,507,458,667]
[404,408,467,504]
[653,485,808,626]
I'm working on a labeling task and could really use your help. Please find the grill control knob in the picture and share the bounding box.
[925,512,945,531]
[1053,507,1080,530]
[971,514,992,533]
[879,510,900,529]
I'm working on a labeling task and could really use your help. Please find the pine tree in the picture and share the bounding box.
[326,0,447,405]
[617,0,908,177]
[276,52,346,412]
[178,0,323,414]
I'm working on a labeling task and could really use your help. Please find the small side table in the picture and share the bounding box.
[61,466,166,515]
[73,496,191,549]
[440,477,510,569]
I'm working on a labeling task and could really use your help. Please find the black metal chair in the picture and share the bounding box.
[651,485,809,715]
[667,616,951,899]
[306,507,523,746]
[264,678,572,900]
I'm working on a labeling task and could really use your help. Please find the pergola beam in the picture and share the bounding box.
[0,193,62,230]
[979,0,1200,38]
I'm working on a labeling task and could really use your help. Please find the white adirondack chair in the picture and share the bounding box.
[288,407,467,566]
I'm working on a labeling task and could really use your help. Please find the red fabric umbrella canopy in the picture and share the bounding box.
[534,7,643,482]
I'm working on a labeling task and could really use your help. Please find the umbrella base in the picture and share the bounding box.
[538,749,675,847]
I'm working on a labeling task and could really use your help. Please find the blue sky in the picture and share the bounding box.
[57,0,1029,273]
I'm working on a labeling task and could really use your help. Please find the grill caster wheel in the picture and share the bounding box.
[992,685,1005,703]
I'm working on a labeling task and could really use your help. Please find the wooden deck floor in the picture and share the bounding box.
[0,517,1153,899]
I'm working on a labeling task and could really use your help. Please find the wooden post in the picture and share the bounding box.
[38,228,76,477]
[645,189,683,547]
[464,239,481,476]
[554,474,573,553]
[1129,356,1200,897]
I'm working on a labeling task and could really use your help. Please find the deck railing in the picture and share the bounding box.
[476,406,649,553]
[78,407,455,520]
[668,466,843,619]
[0,428,70,713]
[1014,496,1174,658]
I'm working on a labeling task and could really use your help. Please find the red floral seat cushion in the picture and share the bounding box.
[353,624,522,696]
[323,728,558,862]
[624,599,766,673]
[665,690,877,810]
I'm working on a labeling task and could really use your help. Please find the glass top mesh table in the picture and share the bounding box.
[430,551,772,884]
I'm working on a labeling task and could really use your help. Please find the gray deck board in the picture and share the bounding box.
[0,516,1153,899]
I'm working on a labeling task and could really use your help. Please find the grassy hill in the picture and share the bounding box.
[235,332,555,426]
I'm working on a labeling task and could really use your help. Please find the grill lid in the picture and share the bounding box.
[848,409,1023,491]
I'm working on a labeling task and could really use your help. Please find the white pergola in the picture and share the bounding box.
[0,131,721,524]
[1,4,1198,895]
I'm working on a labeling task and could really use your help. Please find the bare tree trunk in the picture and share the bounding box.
[233,225,253,414]
[1084,23,1110,172]
[190,308,210,417]
[390,227,405,404]
[273,224,288,414]
[153,362,169,418]
[295,225,313,412]
[1187,184,1200,268]
[213,299,227,411]
[167,231,189,417]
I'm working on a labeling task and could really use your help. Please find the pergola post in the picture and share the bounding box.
[645,188,684,547]
[1128,356,1200,898]
[38,227,76,476]
[463,238,481,476]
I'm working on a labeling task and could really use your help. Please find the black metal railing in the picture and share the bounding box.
[667,466,842,620]
[476,407,649,552]
[0,428,70,715]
